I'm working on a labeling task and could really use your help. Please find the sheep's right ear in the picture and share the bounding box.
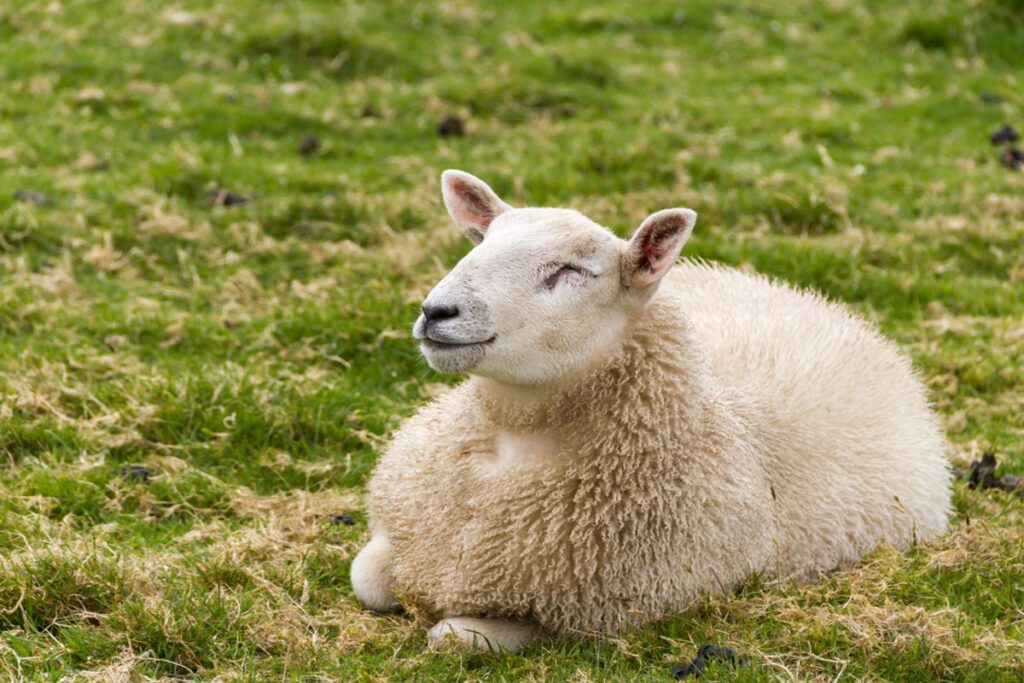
[441,170,512,244]
[623,208,696,288]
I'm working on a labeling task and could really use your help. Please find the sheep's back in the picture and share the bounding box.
[662,261,951,576]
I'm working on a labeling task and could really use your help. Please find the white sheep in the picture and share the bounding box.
[351,170,951,652]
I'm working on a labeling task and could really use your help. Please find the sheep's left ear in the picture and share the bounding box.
[441,170,513,245]
[623,209,697,287]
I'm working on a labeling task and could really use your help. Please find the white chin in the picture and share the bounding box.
[421,342,488,374]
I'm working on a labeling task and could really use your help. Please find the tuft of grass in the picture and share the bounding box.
[900,14,964,51]
[1,0,1023,679]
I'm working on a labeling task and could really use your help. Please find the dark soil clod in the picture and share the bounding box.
[120,464,153,482]
[672,644,739,679]
[437,115,466,137]
[207,189,249,206]
[1001,147,1024,170]
[989,124,1019,145]
[555,104,576,118]
[968,452,998,488]
[13,189,53,206]
[329,513,357,526]
[979,92,1005,105]
[967,453,1024,495]
[299,136,320,156]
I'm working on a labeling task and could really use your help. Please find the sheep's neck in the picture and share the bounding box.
[472,301,710,435]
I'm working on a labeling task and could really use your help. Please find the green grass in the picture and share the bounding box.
[1,0,1023,679]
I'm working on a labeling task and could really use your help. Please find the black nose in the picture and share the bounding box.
[422,303,459,323]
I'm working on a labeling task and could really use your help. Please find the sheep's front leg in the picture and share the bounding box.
[428,617,537,653]
[350,534,400,612]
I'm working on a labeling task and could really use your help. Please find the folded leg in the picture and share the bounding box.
[428,617,537,653]
[350,534,400,612]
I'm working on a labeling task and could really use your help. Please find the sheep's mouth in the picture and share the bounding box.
[421,335,496,351]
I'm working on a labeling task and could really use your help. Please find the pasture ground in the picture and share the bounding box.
[1,0,1023,680]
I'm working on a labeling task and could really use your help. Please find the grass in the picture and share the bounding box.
[1,0,1023,679]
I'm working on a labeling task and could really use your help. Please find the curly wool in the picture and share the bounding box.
[366,260,951,635]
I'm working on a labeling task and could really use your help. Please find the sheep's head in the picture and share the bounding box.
[414,170,696,386]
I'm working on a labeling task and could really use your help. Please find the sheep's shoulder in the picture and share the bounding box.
[368,383,486,490]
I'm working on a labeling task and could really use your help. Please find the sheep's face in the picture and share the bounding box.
[414,170,696,386]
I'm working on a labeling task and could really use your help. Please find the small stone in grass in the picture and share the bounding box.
[13,189,52,206]
[299,136,320,156]
[103,334,127,351]
[672,644,739,679]
[1003,473,1024,488]
[120,464,152,482]
[76,153,110,171]
[330,513,357,526]
[207,189,248,206]
[437,114,465,137]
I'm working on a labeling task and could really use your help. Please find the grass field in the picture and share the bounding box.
[1,0,1023,680]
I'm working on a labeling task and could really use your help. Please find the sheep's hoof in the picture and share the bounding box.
[427,617,536,653]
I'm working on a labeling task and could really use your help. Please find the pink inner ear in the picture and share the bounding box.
[450,178,497,227]
[637,215,687,270]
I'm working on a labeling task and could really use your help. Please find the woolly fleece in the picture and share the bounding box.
[364,261,951,636]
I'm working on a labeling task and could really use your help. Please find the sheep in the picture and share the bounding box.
[350,170,952,652]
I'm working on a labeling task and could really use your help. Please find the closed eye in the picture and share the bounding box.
[542,264,588,290]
